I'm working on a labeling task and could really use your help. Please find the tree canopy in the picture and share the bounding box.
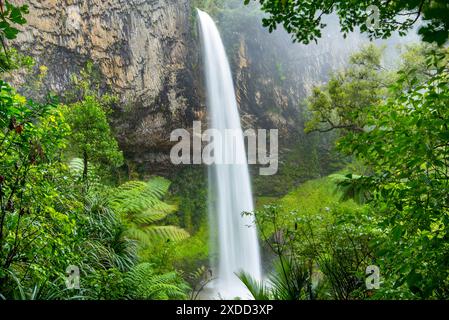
[245,0,449,45]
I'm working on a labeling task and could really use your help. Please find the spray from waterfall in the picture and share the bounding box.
[197,9,262,299]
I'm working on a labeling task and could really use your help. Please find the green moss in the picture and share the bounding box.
[277,177,339,214]
[256,174,362,234]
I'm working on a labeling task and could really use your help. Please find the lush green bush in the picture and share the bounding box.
[337,50,449,298]
[241,191,379,300]
[305,44,449,298]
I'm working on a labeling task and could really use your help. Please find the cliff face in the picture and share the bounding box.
[11,1,362,180]
[218,12,366,136]
[13,0,203,174]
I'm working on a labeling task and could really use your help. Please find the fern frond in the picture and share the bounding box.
[134,211,169,224]
[125,263,190,300]
[144,176,171,197]
[108,177,188,245]
[126,227,152,244]
[68,157,84,174]
[109,178,174,215]
[145,226,190,242]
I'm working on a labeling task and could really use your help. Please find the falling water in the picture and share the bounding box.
[197,9,262,299]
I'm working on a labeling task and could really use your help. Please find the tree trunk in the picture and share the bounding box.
[83,150,88,182]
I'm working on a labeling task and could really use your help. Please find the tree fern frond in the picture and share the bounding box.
[145,226,190,242]
[126,227,152,245]
[144,176,171,197]
[149,201,177,213]
[134,211,169,224]
[109,178,173,215]
[108,177,189,245]
[125,263,189,300]
[68,157,84,174]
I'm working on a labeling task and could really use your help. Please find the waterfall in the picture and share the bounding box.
[197,9,262,299]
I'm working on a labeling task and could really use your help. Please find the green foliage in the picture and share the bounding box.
[304,44,449,298]
[275,62,286,82]
[172,224,209,273]
[109,177,189,245]
[5,271,72,300]
[0,1,28,40]
[125,263,190,300]
[269,258,311,300]
[243,203,315,300]
[305,44,390,134]
[246,0,449,45]
[170,167,207,232]
[0,1,31,72]
[0,5,192,300]
[0,79,74,296]
[76,194,137,273]
[62,62,123,184]
[64,96,123,182]
[329,173,370,204]
[187,265,215,300]
[244,175,379,300]
[337,51,449,298]
[7,0,449,301]
[315,205,378,300]
[253,136,340,196]
[237,271,270,300]
[0,47,34,74]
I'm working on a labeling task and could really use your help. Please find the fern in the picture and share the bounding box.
[145,226,190,242]
[68,157,84,174]
[109,177,189,245]
[125,263,190,300]
[133,210,168,225]
[188,266,215,300]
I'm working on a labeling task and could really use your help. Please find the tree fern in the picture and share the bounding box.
[133,210,169,225]
[145,226,190,242]
[109,177,189,245]
[69,157,84,174]
[125,263,190,300]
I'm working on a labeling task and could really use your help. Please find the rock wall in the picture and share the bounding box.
[218,10,366,137]
[13,0,203,175]
[11,0,366,180]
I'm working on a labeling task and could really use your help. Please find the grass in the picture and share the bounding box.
[277,176,340,215]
